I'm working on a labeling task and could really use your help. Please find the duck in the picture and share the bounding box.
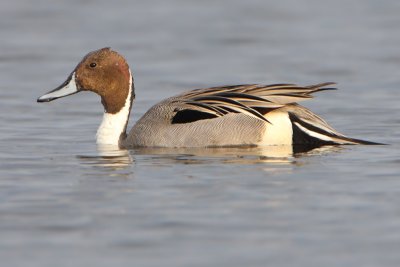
[37,47,378,149]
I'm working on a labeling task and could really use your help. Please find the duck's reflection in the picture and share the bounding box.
[133,145,293,164]
[77,144,344,170]
[133,144,343,165]
[77,144,133,170]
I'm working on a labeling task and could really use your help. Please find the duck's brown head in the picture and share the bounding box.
[38,47,134,114]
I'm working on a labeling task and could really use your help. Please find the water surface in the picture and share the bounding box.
[1,1,400,267]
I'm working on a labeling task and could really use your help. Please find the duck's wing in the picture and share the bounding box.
[171,82,336,124]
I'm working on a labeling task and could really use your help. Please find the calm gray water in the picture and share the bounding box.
[1,0,400,266]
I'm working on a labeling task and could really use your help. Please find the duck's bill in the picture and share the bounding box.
[37,73,79,102]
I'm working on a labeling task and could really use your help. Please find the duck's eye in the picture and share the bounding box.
[89,62,97,68]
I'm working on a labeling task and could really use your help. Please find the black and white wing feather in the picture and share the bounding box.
[171,82,336,124]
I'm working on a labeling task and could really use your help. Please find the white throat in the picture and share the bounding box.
[96,70,133,146]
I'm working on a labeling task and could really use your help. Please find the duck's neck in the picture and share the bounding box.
[96,70,134,147]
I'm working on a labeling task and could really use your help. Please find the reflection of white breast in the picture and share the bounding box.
[96,144,133,169]
[260,110,293,146]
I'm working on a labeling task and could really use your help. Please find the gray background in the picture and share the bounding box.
[1,1,399,266]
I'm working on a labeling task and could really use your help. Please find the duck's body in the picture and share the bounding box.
[38,48,376,149]
[124,88,362,148]
[126,101,269,148]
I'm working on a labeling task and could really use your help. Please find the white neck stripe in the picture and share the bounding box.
[96,70,132,146]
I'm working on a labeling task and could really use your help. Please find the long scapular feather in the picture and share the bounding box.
[183,101,228,116]
[192,96,270,123]
[175,82,338,123]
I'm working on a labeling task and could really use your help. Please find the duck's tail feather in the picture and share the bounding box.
[330,136,385,145]
[287,108,383,146]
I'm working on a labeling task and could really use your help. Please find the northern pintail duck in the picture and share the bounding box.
[37,48,377,148]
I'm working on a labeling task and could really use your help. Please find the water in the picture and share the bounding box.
[1,0,400,266]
